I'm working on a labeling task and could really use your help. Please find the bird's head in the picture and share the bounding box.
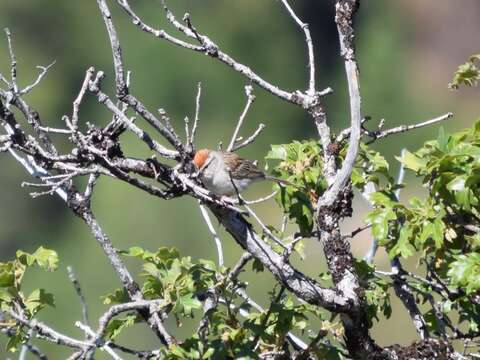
[193,149,211,169]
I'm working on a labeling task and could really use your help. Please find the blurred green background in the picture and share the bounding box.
[0,0,479,358]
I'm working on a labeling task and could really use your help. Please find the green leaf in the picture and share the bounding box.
[449,54,480,89]
[0,266,15,288]
[15,251,36,267]
[17,247,59,271]
[448,253,480,294]
[436,127,449,152]
[366,208,396,241]
[105,313,138,339]
[103,288,129,305]
[397,150,427,172]
[265,145,287,161]
[177,294,202,317]
[390,227,415,258]
[120,246,145,258]
[431,219,445,249]
[447,176,466,192]
[32,247,59,271]
[5,330,24,353]
[25,289,55,315]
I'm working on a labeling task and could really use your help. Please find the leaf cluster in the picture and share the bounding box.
[0,247,58,352]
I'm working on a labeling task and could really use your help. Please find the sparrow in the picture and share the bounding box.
[193,149,292,196]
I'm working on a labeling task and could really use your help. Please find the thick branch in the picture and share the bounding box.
[210,205,350,312]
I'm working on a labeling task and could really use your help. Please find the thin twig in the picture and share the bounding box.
[243,190,278,205]
[227,85,255,152]
[75,323,123,360]
[346,224,372,239]
[4,28,18,93]
[279,0,316,94]
[188,82,202,152]
[96,0,184,152]
[88,72,178,159]
[8,310,90,350]
[227,252,253,282]
[198,202,224,267]
[243,202,287,250]
[19,61,56,95]
[67,267,90,330]
[84,173,99,201]
[231,123,266,152]
[38,126,72,134]
[115,0,319,107]
[369,112,453,143]
[71,67,95,132]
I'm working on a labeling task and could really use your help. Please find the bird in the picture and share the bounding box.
[193,148,293,196]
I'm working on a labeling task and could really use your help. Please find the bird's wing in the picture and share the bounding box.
[222,152,265,180]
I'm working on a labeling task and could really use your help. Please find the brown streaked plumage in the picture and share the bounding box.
[193,148,296,196]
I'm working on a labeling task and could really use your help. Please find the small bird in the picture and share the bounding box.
[193,149,291,196]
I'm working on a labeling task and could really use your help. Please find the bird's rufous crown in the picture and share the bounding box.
[193,149,210,169]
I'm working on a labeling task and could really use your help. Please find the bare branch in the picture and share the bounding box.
[116,0,203,51]
[74,323,122,360]
[37,126,72,134]
[227,252,252,281]
[392,271,430,340]
[71,67,95,132]
[231,122,266,152]
[67,267,90,331]
[84,173,99,201]
[244,190,277,205]
[317,1,362,210]
[88,72,178,159]
[96,0,184,153]
[368,112,454,142]
[210,204,350,312]
[188,82,202,152]
[19,336,48,360]
[95,300,166,340]
[279,0,316,94]
[19,61,56,95]
[4,28,18,93]
[115,0,320,107]
[198,202,224,267]
[227,85,255,152]
[242,202,287,250]
[7,310,90,350]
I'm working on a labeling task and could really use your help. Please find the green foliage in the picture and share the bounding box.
[105,313,141,340]
[352,143,395,192]
[103,247,347,358]
[121,246,215,319]
[365,122,480,336]
[449,54,480,89]
[265,140,395,236]
[265,140,326,235]
[354,260,392,327]
[0,247,58,352]
[448,253,480,295]
[367,123,480,259]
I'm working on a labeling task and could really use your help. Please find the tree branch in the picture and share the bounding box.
[278,0,316,94]
[227,85,255,152]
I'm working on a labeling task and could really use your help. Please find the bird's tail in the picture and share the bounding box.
[264,175,304,190]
